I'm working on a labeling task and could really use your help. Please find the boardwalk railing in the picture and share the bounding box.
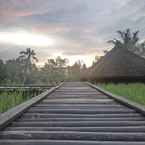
[0,83,58,113]
[0,83,63,130]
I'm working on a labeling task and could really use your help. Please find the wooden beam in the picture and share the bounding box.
[0,140,145,145]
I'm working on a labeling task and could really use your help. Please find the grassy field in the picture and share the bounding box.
[0,89,43,113]
[100,83,145,106]
[0,91,30,113]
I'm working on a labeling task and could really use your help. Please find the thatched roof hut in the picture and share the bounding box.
[91,48,145,82]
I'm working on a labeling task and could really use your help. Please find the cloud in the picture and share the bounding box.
[0,0,145,66]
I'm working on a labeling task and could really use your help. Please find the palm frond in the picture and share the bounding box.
[33,56,38,62]
[117,30,124,40]
[20,51,27,55]
[133,30,139,43]
[107,39,116,44]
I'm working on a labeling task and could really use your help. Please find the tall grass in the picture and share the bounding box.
[0,89,43,113]
[100,83,145,106]
[0,91,28,113]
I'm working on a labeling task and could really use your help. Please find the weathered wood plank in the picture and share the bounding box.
[5,126,145,132]
[27,108,134,114]
[18,117,144,122]
[0,140,145,145]
[22,113,142,118]
[10,120,145,127]
[0,131,145,141]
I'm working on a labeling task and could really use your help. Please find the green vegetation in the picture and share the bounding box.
[0,91,26,113]
[0,47,88,113]
[100,83,145,106]
[1,28,145,113]
[107,28,145,56]
[0,48,88,85]
[0,89,43,113]
[19,48,38,84]
[0,29,145,84]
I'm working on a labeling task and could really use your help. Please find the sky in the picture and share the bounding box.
[0,0,145,66]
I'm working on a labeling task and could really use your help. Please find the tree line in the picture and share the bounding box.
[0,48,88,84]
[0,28,145,84]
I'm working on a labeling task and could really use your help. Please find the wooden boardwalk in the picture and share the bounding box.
[0,82,145,145]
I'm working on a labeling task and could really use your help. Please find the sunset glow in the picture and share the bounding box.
[0,31,55,47]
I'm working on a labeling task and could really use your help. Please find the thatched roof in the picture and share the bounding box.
[91,48,145,82]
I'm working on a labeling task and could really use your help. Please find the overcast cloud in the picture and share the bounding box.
[0,0,145,66]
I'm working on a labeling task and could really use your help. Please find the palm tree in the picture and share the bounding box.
[138,42,145,57]
[56,56,68,68]
[108,39,123,49]
[108,28,139,51]
[19,48,38,84]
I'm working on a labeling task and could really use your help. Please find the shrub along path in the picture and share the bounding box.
[101,83,145,106]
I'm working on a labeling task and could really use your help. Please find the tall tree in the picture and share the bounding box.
[19,48,38,84]
[42,56,68,83]
[108,28,139,51]
[138,42,145,57]
[5,59,24,84]
[56,56,68,68]
[0,59,6,83]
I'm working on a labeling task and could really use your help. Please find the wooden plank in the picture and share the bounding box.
[27,108,134,114]
[33,104,124,108]
[19,117,144,122]
[22,113,141,118]
[5,126,145,132]
[23,105,128,109]
[1,140,145,145]
[0,83,63,130]
[0,84,55,87]
[0,83,60,90]
[0,131,145,141]
[11,120,145,127]
[41,99,115,104]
